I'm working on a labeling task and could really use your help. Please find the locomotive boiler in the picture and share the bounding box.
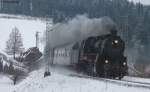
[77,29,128,79]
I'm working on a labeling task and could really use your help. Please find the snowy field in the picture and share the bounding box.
[0,14,49,51]
[0,67,150,92]
[128,0,150,5]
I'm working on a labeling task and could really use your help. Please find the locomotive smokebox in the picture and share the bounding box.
[110,28,118,36]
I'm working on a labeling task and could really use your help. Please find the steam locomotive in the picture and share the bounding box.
[77,29,128,79]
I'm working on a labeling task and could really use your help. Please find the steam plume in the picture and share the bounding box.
[46,15,116,48]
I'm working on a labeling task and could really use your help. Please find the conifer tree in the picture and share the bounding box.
[6,27,24,59]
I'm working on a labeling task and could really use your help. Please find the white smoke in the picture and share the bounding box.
[46,15,116,48]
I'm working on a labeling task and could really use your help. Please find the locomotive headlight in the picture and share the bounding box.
[123,62,126,66]
[105,60,109,64]
[114,40,118,44]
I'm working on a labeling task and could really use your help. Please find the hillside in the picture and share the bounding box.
[0,14,49,51]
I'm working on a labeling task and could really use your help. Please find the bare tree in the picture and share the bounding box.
[6,27,24,59]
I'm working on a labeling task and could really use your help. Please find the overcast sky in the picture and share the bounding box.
[129,0,150,5]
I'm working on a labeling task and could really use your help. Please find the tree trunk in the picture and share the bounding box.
[13,50,16,59]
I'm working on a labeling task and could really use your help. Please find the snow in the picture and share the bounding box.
[0,67,149,92]
[0,14,48,51]
[0,49,26,71]
[0,75,14,92]
[123,76,150,84]
[128,0,150,5]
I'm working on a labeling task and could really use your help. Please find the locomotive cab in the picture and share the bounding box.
[77,37,98,75]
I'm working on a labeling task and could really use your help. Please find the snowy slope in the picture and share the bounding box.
[0,63,150,92]
[10,68,150,92]
[123,76,150,84]
[0,49,26,71]
[0,14,44,20]
[0,14,51,51]
[0,75,14,92]
[0,65,150,92]
[128,0,150,5]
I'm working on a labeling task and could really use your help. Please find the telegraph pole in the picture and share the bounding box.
[35,31,40,48]
[44,16,51,77]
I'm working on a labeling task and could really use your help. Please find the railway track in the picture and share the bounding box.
[69,74,150,89]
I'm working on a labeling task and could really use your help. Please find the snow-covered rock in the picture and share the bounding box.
[0,50,26,72]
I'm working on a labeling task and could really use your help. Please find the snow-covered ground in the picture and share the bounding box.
[0,75,14,92]
[123,76,150,84]
[128,0,150,5]
[0,67,150,92]
[0,14,52,51]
